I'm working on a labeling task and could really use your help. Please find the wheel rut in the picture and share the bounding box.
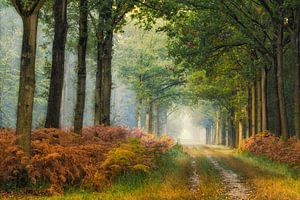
[206,153,251,200]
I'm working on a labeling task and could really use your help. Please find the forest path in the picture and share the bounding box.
[186,146,252,200]
[187,146,300,200]
[203,148,251,200]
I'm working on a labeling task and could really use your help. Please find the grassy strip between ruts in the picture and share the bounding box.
[209,147,300,200]
[186,147,227,200]
[1,145,194,200]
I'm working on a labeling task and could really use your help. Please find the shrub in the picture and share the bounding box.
[0,126,174,194]
[240,132,300,167]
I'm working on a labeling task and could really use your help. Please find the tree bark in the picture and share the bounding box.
[257,75,262,133]
[276,20,289,138]
[45,0,68,128]
[261,67,268,131]
[12,0,44,156]
[74,0,88,134]
[251,81,256,136]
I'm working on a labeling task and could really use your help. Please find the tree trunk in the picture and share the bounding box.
[152,101,157,134]
[257,75,262,133]
[219,115,223,144]
[156,102,160,136]
[238,120,243,148]
[16,14,39,156]
[60,53,70,127]
[246,85,250,138]
[225,118,229,146]
[137,96,142,128]
[261,67,268,131]
[101,31,113,126]
[276,21,289,138]
[251,82,256,136]
[294,9,300,139]
[74,0,88,134]
[235,115,239,147]
[215,113,219,145]
[205,127,208,144]
[12,0,45,156]
[145,97,151,132]
[230,110,236,148]
[45,0,68,128]
[94,32,104,125]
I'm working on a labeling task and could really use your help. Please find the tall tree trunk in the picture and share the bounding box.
[74,0,88,134]
[152,101,157,134]
[94,31,104,125]
[45,0,68,128]
[257,75,262,133]
[211,126,214,145]
[101,31,113,126]
[12,0,44,156]
[156,102,160,136]
[235,114,239,147]
[60,53,70,127]
[246,85,250,138]
[145,97,151,132]
[276,21,289,138]
[225,118,229,146]
[220,116,224,145]
[137,96,142,128]
[149,101,153,132]
[238,120,243,148]
[294,9,300,139]
[261,67,268,131]
[271,30,281,136]
[251,82,256,136]
[215,112,219,145]
[230,110,236,148]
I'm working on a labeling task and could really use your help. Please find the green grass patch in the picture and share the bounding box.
[194,154,227,200]
[235,151,300,179]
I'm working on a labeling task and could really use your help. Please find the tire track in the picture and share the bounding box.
[206,153,251,200]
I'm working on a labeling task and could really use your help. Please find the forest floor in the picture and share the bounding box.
[2,146,300,200]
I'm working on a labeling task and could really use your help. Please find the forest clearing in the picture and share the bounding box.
[0,0,300,199]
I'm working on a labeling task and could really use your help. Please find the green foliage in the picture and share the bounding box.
[115,19,184,112]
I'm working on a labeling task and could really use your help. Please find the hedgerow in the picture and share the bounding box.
[0,126,174,194]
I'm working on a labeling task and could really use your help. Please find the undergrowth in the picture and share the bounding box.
[0,126,174,195]
[34,144,193,200]
[240,132,300,167]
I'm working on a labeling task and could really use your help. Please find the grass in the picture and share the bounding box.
[186,147,227,200]
[235,151,300,179]
[208,146,300,200]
